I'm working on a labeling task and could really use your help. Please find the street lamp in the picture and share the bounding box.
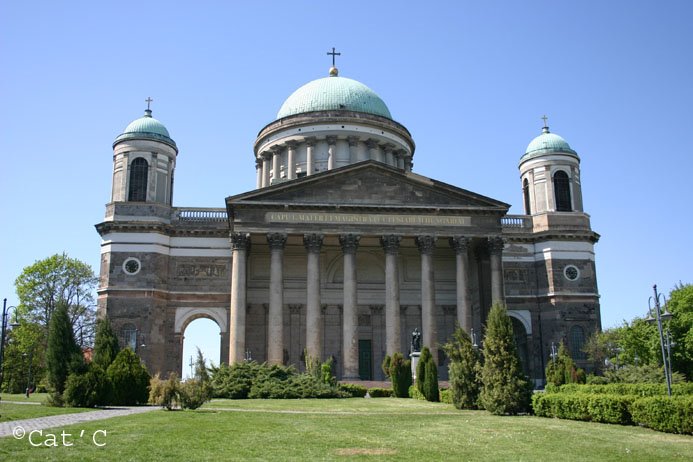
[1,298,20,388]
[470,328,479,349]
[646,284,673,397]
[550,342,558,365]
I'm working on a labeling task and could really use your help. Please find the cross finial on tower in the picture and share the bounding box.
[145,97,153,110]
[541,114,550,133]
[327,47,341,67]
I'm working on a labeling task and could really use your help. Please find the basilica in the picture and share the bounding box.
[96,60,601,385]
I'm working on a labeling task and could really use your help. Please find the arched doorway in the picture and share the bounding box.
[175,307,228,379]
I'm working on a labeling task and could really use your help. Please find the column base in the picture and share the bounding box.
[410,352,421,380]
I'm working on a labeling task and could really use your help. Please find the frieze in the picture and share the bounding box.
[267,211,471,227]
[176,264,227,278]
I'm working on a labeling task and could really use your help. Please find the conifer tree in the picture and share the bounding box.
[389,352,412,397]
[423,356,440,402]
[545,342,585,386]
[479,303,532,415]
[416,346,432,394]
[443,326,481,409]
[93,317,120,370]
[46,301,82,396]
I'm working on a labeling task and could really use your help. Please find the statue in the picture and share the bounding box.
[411,328,421,353]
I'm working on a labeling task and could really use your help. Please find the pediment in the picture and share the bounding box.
[227,161,508,212]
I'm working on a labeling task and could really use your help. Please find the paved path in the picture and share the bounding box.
[0,406,157,438]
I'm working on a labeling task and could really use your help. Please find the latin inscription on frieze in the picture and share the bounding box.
[177,264,227,278]
[504,268,528,283]
[266,212,470,227]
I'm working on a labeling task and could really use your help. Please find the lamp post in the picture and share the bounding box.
[470,328,479,349]
[550,342,558,365]
[646,284,673,397]
[1,298,19,388]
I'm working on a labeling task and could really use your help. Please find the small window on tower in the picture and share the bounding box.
[523,178,531,214]
[128,158,149,201]
[553,170,572,212]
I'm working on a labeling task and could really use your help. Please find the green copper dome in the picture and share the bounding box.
[114,109,177,149]
[277,74,392,120]
[522,127,577,161]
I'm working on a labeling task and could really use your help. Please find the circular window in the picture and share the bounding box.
[564,265,580,281]
[123,257,141,275]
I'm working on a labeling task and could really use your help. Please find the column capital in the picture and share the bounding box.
[326,135,338,145]
[270,145,282,154]
[267,232,287,250]
[289,304,302,315]
[284,140,299,149]
[369,305,384,315]
[230,232,251,251]
[488,236,505,255]
[261,151,272,161]
[449,236,470,254]
[347,136,360,147]
[303,233,324,253]
[255,157,263,168]
[380,234,401,254]
[366,138,379,149]
[416,235,437,255]
[339,234,360,254]
[304,136,317,147]
[382,142,395,153]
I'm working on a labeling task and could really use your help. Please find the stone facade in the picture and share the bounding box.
[97,75,600,386]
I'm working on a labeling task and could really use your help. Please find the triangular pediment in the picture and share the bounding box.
[227,161,509,212]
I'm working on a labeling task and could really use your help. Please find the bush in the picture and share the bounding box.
[440,388,452,404]
[631,396,693,434]
[545,342,586,386]
[547,382,693,397]
[106,348,150,405]
[367,387,392,397]
[179,379,212,410]
[64,364,110,408]
[149,373,181,410]
[389,353,412,398]
[210,362,262,399]
[423,357,440,402]
[531,392,635,425]
[339,383,368,398]
[416,347,432,395]
[479,303,532,415]
[442,326,481,409]
[587,394,635,424]
[381,355,391,379]
[408,385,424,401]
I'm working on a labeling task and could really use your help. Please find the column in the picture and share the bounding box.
[488,236,505,305]
[327,136,337,170]
[286,141,297,180]
[255,157,262,189]
[267,233,287,364]
[306,137,316,176]
[403,152,412,172]
[383,143,395,166]
[262,153,271,188]
[450,236,472,334]
[304,233,324,360]
[339,233,360,379]
[347,136,360,163]
[229,232,251,363]
[271,146,281,184]
[366,139,380,162]
[380,235,401,356]
[416,235,437,360]
[395,149,406,170]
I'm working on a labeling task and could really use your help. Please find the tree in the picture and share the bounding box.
[93,317,120,370]
[388,352,412,398]
[107,348,150,405]
[423,356,440,402]
[46,301,83,397]
[666,283,693,380]
[442,326,481,409]
[416,346,432,395]
[14,253,97,347]
[479,303,532,415]
[545,342,585,386]
[1,322,46,393]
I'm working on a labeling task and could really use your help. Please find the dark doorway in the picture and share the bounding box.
[358,339,372,380]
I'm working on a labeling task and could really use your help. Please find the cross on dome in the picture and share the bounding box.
[327,47,341,76]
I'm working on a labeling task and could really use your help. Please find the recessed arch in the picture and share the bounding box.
[128,157,149,201]
[553,170,572,212]
[175,307,228,334]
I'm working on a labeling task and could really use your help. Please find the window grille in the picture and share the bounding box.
[128,158,148,201]
[553,170,572,211]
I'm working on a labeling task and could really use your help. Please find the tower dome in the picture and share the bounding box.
[521,126,577,162]
[277,75,392,120]
[114,109,177,150]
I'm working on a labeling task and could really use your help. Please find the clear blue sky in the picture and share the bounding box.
[2,1,691,376]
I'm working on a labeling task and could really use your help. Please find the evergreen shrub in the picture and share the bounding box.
[367,387,392,397]
[64,364,110,408]
[339,383,368,397]
[442,326,481,409]
[416,347,431,394]
[408,385,425,400]
[106,348,150,405]
[423,357,440,402]
[149,373,181,410]
[389,353,412,398]
[440,388,452,404]
[630,396,693,434]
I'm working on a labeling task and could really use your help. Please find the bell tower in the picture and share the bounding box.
[519,117,583,215]
[110,98,178,206]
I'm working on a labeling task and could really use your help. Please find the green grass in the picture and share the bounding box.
[0,401,94,423]
[1,392,49,403]
[0,398,691,461]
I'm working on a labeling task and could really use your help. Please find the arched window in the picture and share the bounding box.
[128,158,148,202]
[523,178,531,214]
[553,170,572,211]
[120,323,138,351]
[569,325,586,360]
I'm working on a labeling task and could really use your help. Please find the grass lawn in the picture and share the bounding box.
[0,398,690,461]
[1,393,95,423]
[1,392,49,403]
